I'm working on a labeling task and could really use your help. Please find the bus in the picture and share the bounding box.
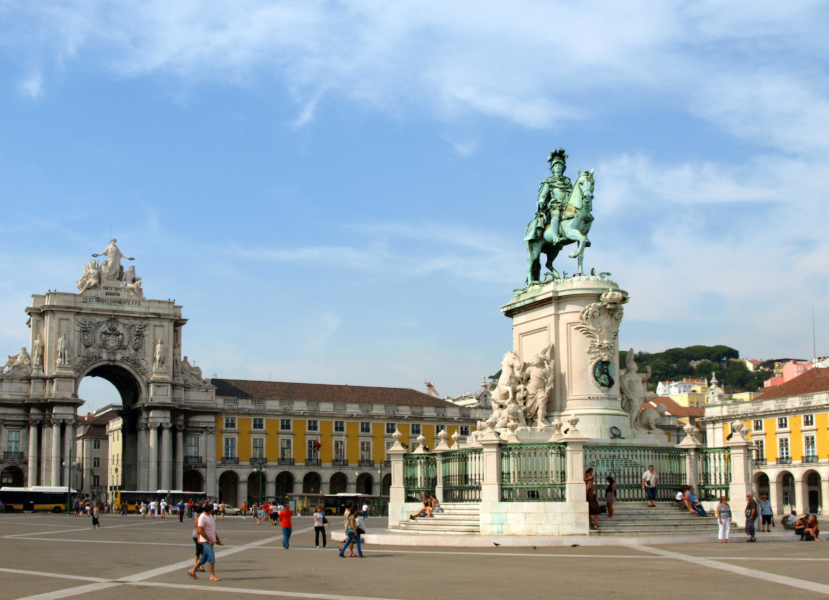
[287,493,388,517]
[0,486,76,513]
[114,490,207,513]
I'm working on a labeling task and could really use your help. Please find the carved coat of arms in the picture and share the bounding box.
[75,316,148,374]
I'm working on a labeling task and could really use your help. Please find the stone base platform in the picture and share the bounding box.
[362,530,799,547]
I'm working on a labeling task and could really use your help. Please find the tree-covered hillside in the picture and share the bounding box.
[618,345,773,393]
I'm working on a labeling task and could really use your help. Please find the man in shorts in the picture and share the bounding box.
[642,465,658,508]
[149,500,157,518]
[189,503,223,581]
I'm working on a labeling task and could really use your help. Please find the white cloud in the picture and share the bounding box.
[18,71,42,99]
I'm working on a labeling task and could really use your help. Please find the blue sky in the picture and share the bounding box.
[1,1,828,411]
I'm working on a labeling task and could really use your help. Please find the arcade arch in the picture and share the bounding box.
[275,472,294,502]
[218,471,238,505]
[356,473,374,495]
[330,472,347,494]
[303,472,321,494]
[382,473,391,497]
[184,469,204,492]
[248,472,267,503]
[804,470,822,514]
[1,466,24,487]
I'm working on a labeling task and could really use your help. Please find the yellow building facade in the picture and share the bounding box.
[209,379,485,507]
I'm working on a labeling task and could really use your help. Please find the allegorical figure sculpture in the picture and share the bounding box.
[523,344,555,429]
[179,356,208,386]
[3,347,32,377]
[524,148,595,284]
[32,336,44,368]
[56,334,71,366]
[619,348,651,430]
[93,238,134,281]
[153,338,165,371]
[77,260,102,293]
[123,265,144,298]
[638,404,667,431]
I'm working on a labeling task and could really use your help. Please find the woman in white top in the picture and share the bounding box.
[313,505,329,548]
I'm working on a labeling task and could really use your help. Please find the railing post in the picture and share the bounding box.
[676,423,703,489]
[563,417,588,503]
[725,422,754,503]
[434,430,450,502]
[479,420,502,503]
[388,430,408,527]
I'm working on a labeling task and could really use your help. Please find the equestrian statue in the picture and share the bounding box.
[524,148,595,284]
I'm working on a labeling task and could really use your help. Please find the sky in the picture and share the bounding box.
[1,1,828,411]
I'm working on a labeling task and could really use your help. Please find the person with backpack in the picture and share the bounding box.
[313,505,329,548]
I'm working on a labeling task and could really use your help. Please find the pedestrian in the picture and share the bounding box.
[149,500,157,518]
[583,468,595,495]
[744,492,758,542]
[758,494,774,532]
[190,505,207,575]
[91,502,100,529]
[140,501,147,518]
[72,498,80,517]
[339,510,363,558]
[252,502,260,525]
[178,500,186,523]
[313,505,329,548]
[605,476,616,518]
[796,514,811,540]
[362,502,369,520]
[279,503,294,549]
[241,501,247,520]
[188,504,222,581]
[642,465,658,508]
[219,502,226,521]
[686,486,707,516]
[587,488,601,529]
[716,496,731,543]
[160,499,167,519]
[804,516,821,542]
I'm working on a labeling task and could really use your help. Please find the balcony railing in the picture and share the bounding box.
[221,456,239,465]
[306,401,320,411]
[383,460,391,468]
[435,407,446,416]
[777,457,792,465]
[251,399,265,409]
[184,456,203,465]
[754,459,767,466]
[223,399,238,408]
[410,406,423,416]
[333,458,348,466]
[279,400,294,410]
[802,455,819,463]
[333,403,346,413]
[359,404,373,414]
[384,405,398,415]
[250,458,267,467]
[3,451,24,460]
[359,459,375,467]
[305,458,322,466]
[278,458,294,466]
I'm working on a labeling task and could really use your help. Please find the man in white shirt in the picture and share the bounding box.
[160,500,167,519]
[642,466,658,508]
[188,503,222,581]
[362,503,369,519]
[149,500,157,518]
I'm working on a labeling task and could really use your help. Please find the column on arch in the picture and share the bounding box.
[160,423,172,490]
[64,420,76,489]
[42,419,53,487]
[27,418,39,486]
[205,427,216,500]
[148,423,159,491]
[50,419,62,487]
[174,425,184,490]
[137,423,149,490]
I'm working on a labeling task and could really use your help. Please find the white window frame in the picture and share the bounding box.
[252,418,264,430]
[436,424,446,434]
[386,423,396,434]
[93,439,101,450]
[280,438,292,459]
[777,417,788,429]
[334,421,345,433]
[804,435,817,459]
[756,439,765,460]
[460,425,470,436]
[360,440,372,460]
[224,436,237,458]
[6,430,20,453]
[334,439,345,462]
[360,422,371,434]
[307,420,319,432]
[280,419,292,431]
[307,438,319,460]
[803,414,815,427]
[187,435,200,457]
[252,437,265,459]
[778,437,790,459]
[224,417,236,430]
[411,424,422,436]
[753,420,763,431]
[93,457,100,468]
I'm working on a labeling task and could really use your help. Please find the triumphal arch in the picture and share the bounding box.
[0,240,217,493]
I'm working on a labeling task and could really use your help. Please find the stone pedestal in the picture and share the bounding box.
[501,276,660,444]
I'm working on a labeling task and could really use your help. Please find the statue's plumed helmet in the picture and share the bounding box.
[547,147,568,167]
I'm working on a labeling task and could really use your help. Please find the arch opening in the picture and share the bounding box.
[303,472,321,494]
[1,466,24,487]
[183,469,204,493]
[329,472,347,494]
[218,471,238,505]
[248,471,267,503]
[356,473,373,495]
[275,472,294,503]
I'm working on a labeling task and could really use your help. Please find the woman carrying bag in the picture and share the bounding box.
[716,496,731,543]
[339,511,364,558]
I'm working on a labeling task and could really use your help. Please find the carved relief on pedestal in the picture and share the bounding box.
[75,316,148,375]
[575,291,626,393]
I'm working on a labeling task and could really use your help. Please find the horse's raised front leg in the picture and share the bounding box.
[526,241,541,284]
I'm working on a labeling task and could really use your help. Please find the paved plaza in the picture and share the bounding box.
[2,513,829,599]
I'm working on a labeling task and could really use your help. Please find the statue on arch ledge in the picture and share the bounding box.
[93,238,134,282]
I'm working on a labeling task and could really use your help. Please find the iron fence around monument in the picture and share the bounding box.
[442,448,483,502]
[583,446,687,502]
[697,448,731,501]
[500,443,566,502]
[404,454,437,502]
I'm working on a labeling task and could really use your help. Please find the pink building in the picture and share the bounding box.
[764,360,814,388]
